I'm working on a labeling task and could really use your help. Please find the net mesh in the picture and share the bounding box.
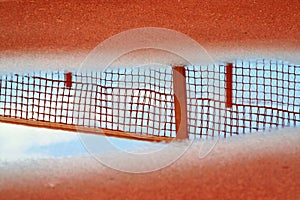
[0,59,299,140]
[186,64,225,138]
[186,60,300,138]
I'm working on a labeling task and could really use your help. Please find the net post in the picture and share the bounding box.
[65,72,72,88]
[172,66,189,140]
[226,63,233,108]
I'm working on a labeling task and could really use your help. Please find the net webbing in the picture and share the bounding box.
[186,60,300,138]
[0,59,299,141]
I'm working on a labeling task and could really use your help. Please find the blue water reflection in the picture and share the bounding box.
[0,59,299,161]
[0,122,164,162]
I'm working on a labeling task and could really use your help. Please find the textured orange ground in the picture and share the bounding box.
[0,138,299,200]
[0,0,299,51]
[0,0,300,199]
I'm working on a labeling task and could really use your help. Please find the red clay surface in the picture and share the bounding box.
[0,0,300,199]
[0,0,299,51]
[1,136,299,200]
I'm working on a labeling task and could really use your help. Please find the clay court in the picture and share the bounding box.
[0,0,300,199]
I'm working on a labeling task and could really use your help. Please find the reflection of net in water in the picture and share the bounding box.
[0,59,299,141]
[187,60,300,138]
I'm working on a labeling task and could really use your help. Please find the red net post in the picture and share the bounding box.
[226,63,233,108]
[172,66,189,139]
[65,72,72,88]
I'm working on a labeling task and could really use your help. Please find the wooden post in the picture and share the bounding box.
[172,66,188,140]
[226,63,233,108]
[65,72,72,88]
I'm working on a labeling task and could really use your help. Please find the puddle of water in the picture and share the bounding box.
[0,122,165,162]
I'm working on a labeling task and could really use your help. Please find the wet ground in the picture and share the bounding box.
[1,0,300,199]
